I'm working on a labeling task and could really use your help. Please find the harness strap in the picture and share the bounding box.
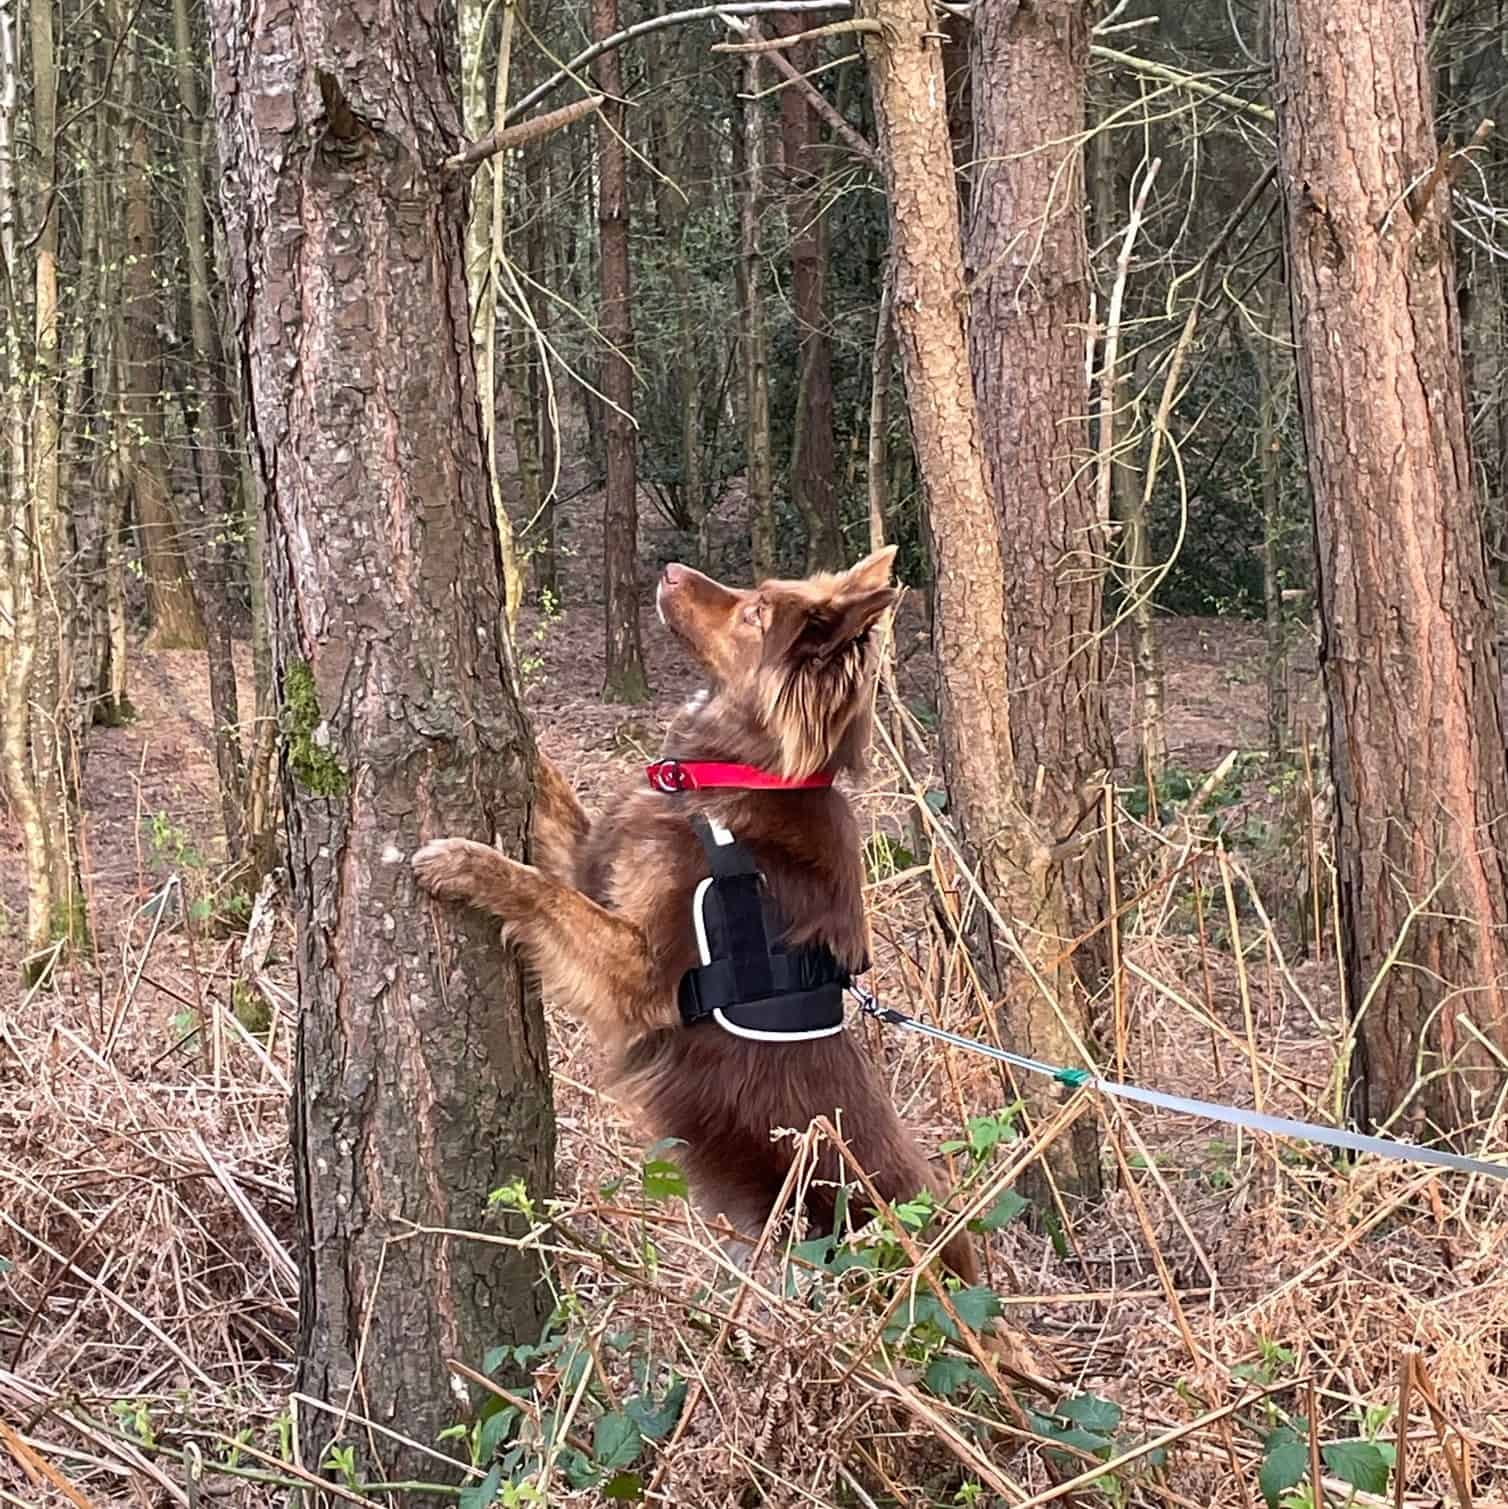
[678,815,851,1041]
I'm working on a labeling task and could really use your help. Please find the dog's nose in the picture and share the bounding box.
[661,562,688,589]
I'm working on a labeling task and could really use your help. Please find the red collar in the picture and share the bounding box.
[645,758,833,794]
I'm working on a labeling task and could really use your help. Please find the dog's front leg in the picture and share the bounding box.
[530,753,591,886]
[413,838,676,1043]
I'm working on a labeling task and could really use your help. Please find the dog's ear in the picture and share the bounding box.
[800,584,897,661]
[842,545,899,596]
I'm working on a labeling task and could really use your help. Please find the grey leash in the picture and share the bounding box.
[850,984,1508,1183]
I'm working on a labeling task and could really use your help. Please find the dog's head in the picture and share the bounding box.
[656,547,899,778]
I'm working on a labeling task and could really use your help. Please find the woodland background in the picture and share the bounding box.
[3,0,1508,1505]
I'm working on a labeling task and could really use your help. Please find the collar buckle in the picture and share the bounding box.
[646,758,693,794]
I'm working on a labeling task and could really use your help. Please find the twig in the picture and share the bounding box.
[712,17,880,51]
[1406,117,1494,223]
[444,94,605,174]
[718,10,876,164]
[504,1,851,124]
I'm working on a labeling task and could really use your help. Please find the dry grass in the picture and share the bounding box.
[3,591,1505,1505]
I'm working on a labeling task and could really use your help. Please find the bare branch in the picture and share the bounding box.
[1090,44,1274,123]
[504,1,849,124]
[444,94,605,174]
[719,10,876,164]
[712,17,880,51]
[1406,115,1494,223]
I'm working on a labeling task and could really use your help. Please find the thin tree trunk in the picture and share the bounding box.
[124,109,206,651]
[862,0,1100,1198]
[594,0,649,701]
[28,0,82,947]
[966,0,1115,1004]
[651,10,707,557]
[174,0,247,864]
[739,48,775,579]
[462,0,529,634]
[776,11,841,571]
[0,0,53,976]
[1275,0,1508,1139]
[1247,293,1290,763]
[210,8,556,1492]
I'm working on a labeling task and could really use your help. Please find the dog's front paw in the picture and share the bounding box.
[412,837,507,909]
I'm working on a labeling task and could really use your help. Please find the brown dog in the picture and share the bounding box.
[413,547,977,1282]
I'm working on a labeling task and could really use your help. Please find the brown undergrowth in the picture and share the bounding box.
[2,583,1504,1506]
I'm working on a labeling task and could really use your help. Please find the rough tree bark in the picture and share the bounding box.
[965,0,1114,993]
[593,0,650,701]
[210,3,556,1491]
[1275,0,1508,1138]
[861,0,1101,1198]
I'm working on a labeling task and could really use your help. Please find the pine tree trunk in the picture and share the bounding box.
[776,13,841,572]
[124,111,206,652]
[174,0,246,865]
[593,0,649,701]
[1275,0,1508,1138]
[739,51,775,579]
[862,0,1101,1198]
[965,0,1114,990]
[209,7,557,1491]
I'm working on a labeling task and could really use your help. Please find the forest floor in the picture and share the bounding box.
[4,486,1507,1508]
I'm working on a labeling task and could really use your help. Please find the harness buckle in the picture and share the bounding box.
[646,758,693,793]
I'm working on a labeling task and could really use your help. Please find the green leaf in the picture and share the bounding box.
[791,1235,834,1269]
[641,1159,689,1202]
[625,1381,686,1442]
[1259,1431,1308,1509]
[1057,1394,1122,1436]
[950,1285,1003,1333]
[482,1345,508,1376]
[924,788,948,813]
[593,1412,643,1472]
[1322,1441,1389,1496]
[973,1190,1028,1232]
[924,1356,975,1397]
[476,1406,516,1461]
[602,1471,645,1501]
[458,1463,502,1509]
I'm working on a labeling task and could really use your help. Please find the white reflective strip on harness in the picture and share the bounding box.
[692,877,716,967]
[691,823,848,1042]
[711,1007,846,1043]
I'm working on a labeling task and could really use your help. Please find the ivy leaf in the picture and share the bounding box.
[950,1285,1003,1333]
[1057,1394,1122,1436]
[1259,1429,1308,1509]
[973,1189,1028,1232]
[1322,1441,1390,1496]
[593,1411,643,1472]
[641,1159,689,1202]
[602,1470,644,1501]
[481,1344,508,1376]
[458,1464,502,1509]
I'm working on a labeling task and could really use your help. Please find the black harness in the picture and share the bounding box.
[676,815,857,1041]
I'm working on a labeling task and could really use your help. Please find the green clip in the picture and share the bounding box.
[1055,1067,1091,1089]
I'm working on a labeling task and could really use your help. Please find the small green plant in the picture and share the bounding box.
[321,1442,360,1490]
[864,831,918,882]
